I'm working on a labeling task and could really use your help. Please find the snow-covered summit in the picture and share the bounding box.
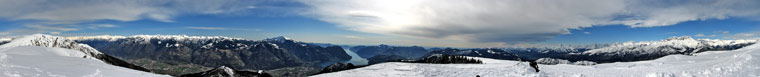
[68,34,244,41]
[0,37,10,42]
[583,36,757,55]
[0,34,102,59]
[665,36,693,41]
[265,36,291,41]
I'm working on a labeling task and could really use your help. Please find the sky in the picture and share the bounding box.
[1,0,760,48]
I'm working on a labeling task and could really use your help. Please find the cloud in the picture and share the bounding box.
[300,0,760,44]
[695,34,706,37]
[343,35,365,40]
[49,32,61,35]
[0,0,257,23]
[88,24,119,29]
[185,27,227,30]
[25,25,79,31]
[717,31,730,34]
[727,32,758,39]
[94,24,118,28]
[0,0,259,35]
[583,32,591,34]
[694,33,716,37]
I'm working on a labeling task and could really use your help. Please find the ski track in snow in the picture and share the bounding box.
[315,42,760,77]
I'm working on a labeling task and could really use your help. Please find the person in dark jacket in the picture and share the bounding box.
[529,61,539,72]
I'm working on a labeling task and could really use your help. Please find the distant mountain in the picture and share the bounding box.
[548,36,758,63]
[178,66,271,77]
[71,35,351,76]
[367,55,411,64]
[263,36,352,65]
[350,44,429,59]
[426,48,522,60]
[0,34,160,76]
[0,38,9,45]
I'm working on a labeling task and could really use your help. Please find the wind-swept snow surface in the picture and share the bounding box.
[0,46,167,77]
[315,41,760,77]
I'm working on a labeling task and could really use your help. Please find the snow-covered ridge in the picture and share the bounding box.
[583,36,757,55]
[266,36,290,41]
[0,46,167,77]
[0,34,102,59]
[67,34,244,41]
[0,38,11,42]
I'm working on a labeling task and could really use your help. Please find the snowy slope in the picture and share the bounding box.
[0,46,167,77]
[1,34,102,60]
[315,41,760,77]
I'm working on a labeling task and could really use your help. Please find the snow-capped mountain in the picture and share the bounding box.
[426,48,521,60]
[584,36,757,55]
[70,35,350,76]
[559,36,757,63]
[0,34,152,72]
[315,41,760,76]
[1,34,102,59]
[264,36,290,42]
[0,34,163,77]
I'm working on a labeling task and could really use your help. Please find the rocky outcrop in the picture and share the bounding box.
[314,63,360,75]
[178,66,271,77]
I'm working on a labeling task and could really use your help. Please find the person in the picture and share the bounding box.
[529,61,539,72]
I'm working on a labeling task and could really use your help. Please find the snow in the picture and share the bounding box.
[68,35,242,41]
[0,38,10,42]
[583,36,756,55]
[0,34,102,60]
[265,36,290,41]
[0,46,167,77]
[68,34,244,45]
[315,41,760,77]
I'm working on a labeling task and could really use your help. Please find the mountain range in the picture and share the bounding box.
[69,35,351,76]
[2,34,758,77]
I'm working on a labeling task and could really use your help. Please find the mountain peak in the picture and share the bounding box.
[266,36,291,41]
[0,34,103,60]
[666,36,693,41]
